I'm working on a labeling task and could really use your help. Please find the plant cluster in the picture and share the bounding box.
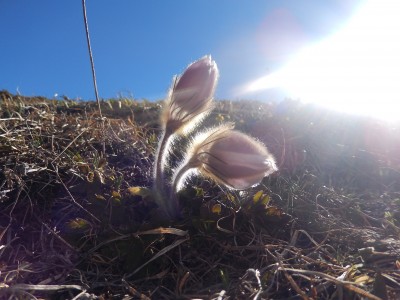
[152,56,278,217]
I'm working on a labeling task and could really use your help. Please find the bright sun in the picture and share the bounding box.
[245,0,400,122]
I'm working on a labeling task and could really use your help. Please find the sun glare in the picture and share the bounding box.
[245,0,400,122]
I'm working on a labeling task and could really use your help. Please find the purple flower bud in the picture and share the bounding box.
[162,55,218,134]
[173,124,278,191]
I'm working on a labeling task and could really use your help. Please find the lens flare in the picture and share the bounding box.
[243,0,400,122]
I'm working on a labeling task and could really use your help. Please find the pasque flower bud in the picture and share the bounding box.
[153,56,277,218]
[173,124,278,192]
[153,56,218,217]
[161,55,218,135]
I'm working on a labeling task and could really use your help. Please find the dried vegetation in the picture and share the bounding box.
[1,90,399,299]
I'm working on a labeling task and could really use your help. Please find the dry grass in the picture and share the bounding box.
[0,90,399,299]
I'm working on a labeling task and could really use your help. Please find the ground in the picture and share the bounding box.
[0,90,399,299]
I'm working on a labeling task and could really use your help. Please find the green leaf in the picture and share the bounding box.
[97,157,107,169]
[225,193,235,202]
[260,194,270,206]
[128,186,152,197]
[67,218,90,230]
[95,194,106,201]
[195,187,204,197]
[253,190,263,203]
[211,203,222,215]
[112,190,121,199]
[253,190,270,206]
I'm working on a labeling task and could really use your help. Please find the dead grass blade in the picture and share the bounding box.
[125,237,189,279]
[280,268,383,300]
[3,283,84,292]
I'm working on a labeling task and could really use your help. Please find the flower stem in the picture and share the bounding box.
[153,129,168,192]
[153,128,178,216]
[170,162,193,200]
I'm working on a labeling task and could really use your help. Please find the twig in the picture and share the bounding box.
[36,215,77,252]
[280,267,383,300]
[51,128,88,163]
[123,281,151,300]
[82,0,106,155]
[55,170,100,223]
[178,271,190,295]
[276,259,310,300]
[81,0,102,119]
[242,268,263,300]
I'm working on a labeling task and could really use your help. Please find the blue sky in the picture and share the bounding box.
[1,1,364,101]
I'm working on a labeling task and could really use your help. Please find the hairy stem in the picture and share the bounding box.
[167,162,193,216]
[170,162,194,199]
[153,128,178,216]
[153,129,169,192]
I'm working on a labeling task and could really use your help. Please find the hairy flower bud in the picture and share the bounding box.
[173,124,278,191]
[161,55,218,135]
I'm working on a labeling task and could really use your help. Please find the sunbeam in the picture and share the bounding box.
[243,0,400,122]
